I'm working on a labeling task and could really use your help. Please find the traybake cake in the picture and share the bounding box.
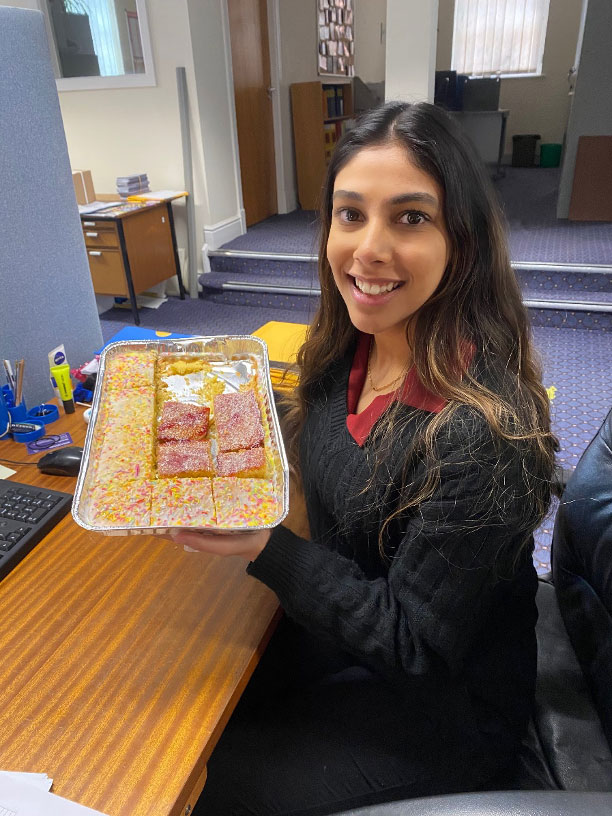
[84,345,282,530]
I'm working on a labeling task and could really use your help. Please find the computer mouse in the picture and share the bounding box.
[37,446,84,477]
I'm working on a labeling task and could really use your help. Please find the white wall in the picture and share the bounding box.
[277,0,319,213]
[385,0,437,102]
[186,0,243,229]
[437,0,583,157]
[354,0,386,83]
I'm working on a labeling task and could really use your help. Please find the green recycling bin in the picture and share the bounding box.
[540,143,562,168]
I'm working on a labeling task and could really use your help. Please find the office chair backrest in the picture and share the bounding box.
[552,407,612,750]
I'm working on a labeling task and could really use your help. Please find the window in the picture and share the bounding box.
[38,0,156,90]
[452,0,551,77]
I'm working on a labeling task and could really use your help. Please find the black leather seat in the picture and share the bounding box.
[335,407,612,814]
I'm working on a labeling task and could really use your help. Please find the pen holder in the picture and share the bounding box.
[1,384,14,409]
[8,399,27,424]
[27,404,59,426]
[0,391,10,439]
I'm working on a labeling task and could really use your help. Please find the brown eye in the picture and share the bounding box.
[336,207,361,223]
[401,211,427,225]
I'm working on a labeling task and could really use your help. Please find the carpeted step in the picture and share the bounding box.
[204,261,319,292]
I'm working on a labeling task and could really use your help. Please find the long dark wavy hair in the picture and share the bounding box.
[281,101,558,555]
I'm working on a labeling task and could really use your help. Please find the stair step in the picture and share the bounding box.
[202,252,612,327]
[209,248,317,263]
[201,270,320,296]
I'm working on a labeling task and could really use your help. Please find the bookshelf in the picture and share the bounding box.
[290,80,354,210]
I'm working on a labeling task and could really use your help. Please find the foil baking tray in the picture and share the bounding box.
[72,336,289,536]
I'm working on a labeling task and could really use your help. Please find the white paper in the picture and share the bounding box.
[0,774,109,815]
[0,771,52,791]
[78,201,122,214]
[0,464,17,478]
[127,189,186,200]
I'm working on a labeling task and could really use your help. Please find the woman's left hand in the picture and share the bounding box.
[167,528,272,561]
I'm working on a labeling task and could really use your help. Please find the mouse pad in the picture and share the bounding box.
[26,432,73,455]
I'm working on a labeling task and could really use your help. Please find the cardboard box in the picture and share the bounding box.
[72,169,96,205]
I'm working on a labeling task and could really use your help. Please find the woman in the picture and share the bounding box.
[178,102,558,815]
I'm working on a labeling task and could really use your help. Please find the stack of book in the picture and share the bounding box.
[116,173,150,198]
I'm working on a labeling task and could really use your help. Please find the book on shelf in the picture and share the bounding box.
[335,86,344,117]
[323,87,336,119]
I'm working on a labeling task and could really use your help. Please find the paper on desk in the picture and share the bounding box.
[0,464,17,479]
[127,189,187,201]
[0,771,52,791]
[0,774,109,815]
[78,201,122,214]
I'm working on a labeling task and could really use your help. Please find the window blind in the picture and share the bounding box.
[452,0,551,76]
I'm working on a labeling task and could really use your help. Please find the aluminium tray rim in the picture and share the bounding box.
[71,335,289,535]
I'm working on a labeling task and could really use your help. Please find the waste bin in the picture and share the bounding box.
[540,143,562,168]
[512,134,541,167]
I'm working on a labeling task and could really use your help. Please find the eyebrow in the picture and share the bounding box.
[332,190,440,208]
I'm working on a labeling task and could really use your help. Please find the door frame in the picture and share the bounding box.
[220,0,288,236]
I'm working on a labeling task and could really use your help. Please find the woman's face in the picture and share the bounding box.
[326,142,451,345]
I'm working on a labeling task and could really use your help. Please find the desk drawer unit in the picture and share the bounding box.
[86,248,129,296]
[81,223,120,249]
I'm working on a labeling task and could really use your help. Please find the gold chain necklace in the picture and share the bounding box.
[367,345,408,393]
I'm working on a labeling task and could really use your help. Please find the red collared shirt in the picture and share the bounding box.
[346,333,446,446]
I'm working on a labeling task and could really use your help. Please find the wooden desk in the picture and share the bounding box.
[0,407,280,816]
[81,201,186,326]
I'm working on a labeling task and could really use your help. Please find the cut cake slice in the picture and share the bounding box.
[157,440,214,477]
[214,389,264,452]
[150,478,215,527]
[212,477,281,528]
[157,401,210,442]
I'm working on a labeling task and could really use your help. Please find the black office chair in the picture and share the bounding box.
[336,407,612,815]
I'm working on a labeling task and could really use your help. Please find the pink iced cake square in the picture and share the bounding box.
[157,401,210,442]
[150,478,215,527]
[157,440,214,477]
[216,447,267,478]
[214,389,264,452]
[212,477,281,528]
[87,479,152,527]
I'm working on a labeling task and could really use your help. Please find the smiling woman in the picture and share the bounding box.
[327,142,450,396]
[190,102,559,816]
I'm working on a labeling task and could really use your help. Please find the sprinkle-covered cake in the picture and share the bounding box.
[88,480,152,527]
[84,345,282,532]
[103,351,157,391]
[213,477,281,528]
[150,478,215,527]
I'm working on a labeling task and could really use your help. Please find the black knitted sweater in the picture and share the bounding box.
[248,351,539,754]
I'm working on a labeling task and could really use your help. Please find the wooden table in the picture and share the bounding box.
[0,406,280,815]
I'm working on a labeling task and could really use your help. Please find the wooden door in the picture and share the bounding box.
[227,0,277,226]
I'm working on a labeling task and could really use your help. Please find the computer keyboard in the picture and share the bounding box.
[0,480,72,582]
